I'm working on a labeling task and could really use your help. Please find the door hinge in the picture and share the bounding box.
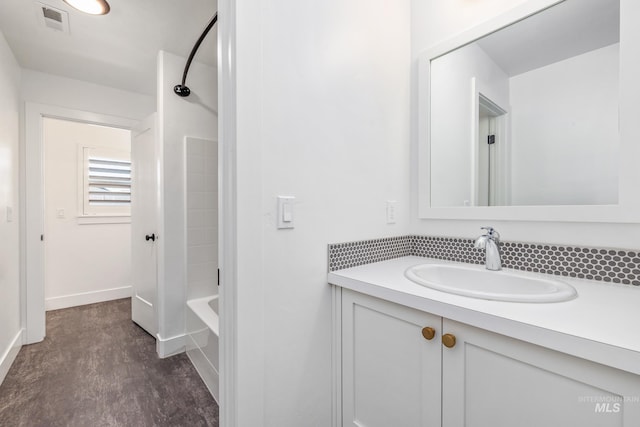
[40,234,44,241]
[218,268,220,286]
[488,134,496,145]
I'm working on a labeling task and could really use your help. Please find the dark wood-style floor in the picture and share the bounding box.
[0,298,219,427]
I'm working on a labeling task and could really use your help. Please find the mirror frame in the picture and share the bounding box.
[417,0,640,223]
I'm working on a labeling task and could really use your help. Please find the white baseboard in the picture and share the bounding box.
[157,333,186,358]
[45,286,133,311]
[0,329,23,386]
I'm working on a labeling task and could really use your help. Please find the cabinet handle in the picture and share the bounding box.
[442,333,456,348]
[421,327,436,340]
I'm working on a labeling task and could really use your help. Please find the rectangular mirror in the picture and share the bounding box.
[418,0,640,222]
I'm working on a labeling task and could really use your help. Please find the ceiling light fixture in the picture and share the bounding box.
[62,0,110,15]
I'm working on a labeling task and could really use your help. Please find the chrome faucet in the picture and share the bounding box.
[474,227,502,271]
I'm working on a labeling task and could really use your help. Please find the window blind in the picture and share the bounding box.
[87,156,131,205]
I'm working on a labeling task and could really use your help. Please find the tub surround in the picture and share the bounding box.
[329,256,640,375]
[329,235,640,286]
[184,135,219,402]
[185,136,218,303]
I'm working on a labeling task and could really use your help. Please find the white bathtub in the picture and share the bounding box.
[186,295,219,403]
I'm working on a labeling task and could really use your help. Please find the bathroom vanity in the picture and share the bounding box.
[330,0,640,424]
[329,257,640,427]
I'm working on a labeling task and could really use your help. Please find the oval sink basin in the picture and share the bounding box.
[405,263,577,303]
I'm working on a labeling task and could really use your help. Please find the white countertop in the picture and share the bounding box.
[328,256,640,375]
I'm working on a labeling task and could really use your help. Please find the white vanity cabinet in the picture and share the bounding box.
[340,288,640,427]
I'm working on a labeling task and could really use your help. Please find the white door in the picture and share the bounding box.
[442,318,640,427]
[342,289,442,427]
[131,113,159,337]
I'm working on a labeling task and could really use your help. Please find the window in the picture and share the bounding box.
[81,147,131,216]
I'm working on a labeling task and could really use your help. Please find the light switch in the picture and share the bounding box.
[277,196,295,229]
[386,200,397,224]
[283,202,293,222]
[56,208,65,219]
[6,206,12,223]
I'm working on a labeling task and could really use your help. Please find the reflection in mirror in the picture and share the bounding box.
[429,0,620,207]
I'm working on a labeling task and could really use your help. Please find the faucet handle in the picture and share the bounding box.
[480,226,500,241]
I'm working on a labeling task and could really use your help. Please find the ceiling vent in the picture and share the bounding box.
[35,2,70,34]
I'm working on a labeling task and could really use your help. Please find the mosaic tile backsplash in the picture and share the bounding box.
[327,236,411,272]
[328,235,640,286]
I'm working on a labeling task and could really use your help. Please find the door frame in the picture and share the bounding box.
[470,78,510,207]
[218,0,239,425]
[22,102,138,344]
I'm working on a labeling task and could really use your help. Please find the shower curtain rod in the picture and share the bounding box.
[174,12,218,97]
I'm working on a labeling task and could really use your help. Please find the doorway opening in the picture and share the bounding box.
[24,103,138,344]
[477,93,508,206]
[42,117,132,312]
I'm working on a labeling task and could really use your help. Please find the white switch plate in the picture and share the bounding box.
[6,206,12,223]
[386,200,397,224]
[277,196,295,229]
[56,208,65,219]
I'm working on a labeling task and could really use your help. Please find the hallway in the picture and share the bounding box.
[0,299,218,427]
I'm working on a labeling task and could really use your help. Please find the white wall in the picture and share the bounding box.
[157,51,217,350]
[21,70,155,121]
[430,43,510,206]
[411,0,640,250]
[232,0,412,424]
[0,30,22,384]
[510,43,619,206]
[43,118,132,310]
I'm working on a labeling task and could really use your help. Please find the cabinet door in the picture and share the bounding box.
[342,289,442,427]
[442,319,640,427]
